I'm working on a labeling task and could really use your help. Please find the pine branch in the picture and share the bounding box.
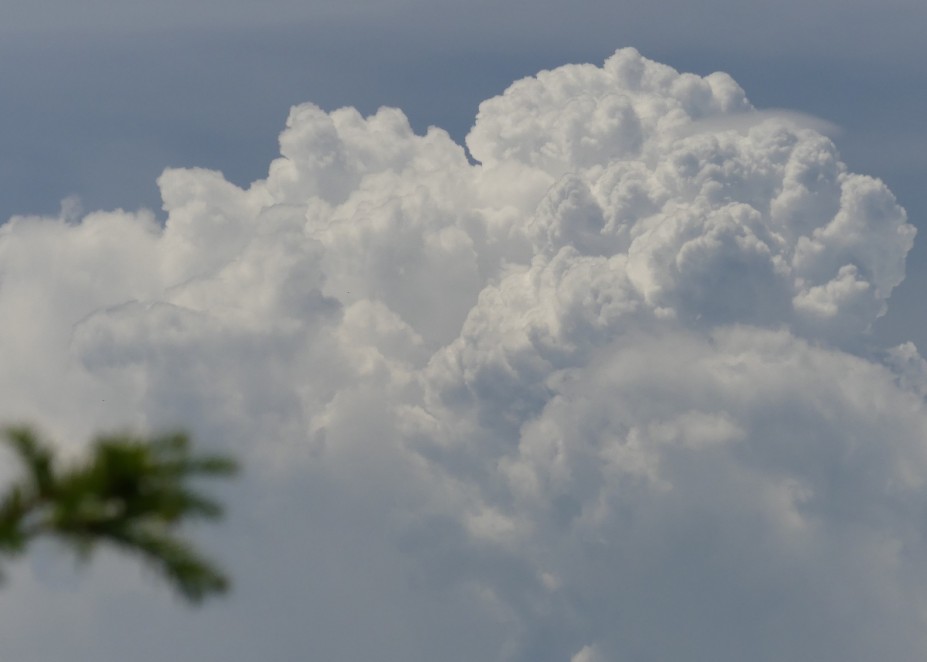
[0,426,237,603]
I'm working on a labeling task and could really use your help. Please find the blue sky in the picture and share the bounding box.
[2,2,927,661]
[3,1,925,345]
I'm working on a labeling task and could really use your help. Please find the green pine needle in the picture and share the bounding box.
[0,426,237,604]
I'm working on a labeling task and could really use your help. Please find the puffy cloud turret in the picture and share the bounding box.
[0,48,923,662]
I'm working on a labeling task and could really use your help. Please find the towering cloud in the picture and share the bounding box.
[0,49,923,661]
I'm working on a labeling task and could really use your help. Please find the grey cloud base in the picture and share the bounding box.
[0,48,925,661]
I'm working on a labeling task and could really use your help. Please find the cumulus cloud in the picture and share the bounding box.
[0,48,923,661]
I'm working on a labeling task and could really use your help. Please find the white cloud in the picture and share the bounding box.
[0,48,924,661]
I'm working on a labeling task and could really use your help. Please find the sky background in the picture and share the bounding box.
[2,2,927,661]
[2,0,925,346]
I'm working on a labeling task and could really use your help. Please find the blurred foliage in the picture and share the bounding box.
[0,426,237,604]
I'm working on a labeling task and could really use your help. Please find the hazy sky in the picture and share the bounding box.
[2,3,927,661]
